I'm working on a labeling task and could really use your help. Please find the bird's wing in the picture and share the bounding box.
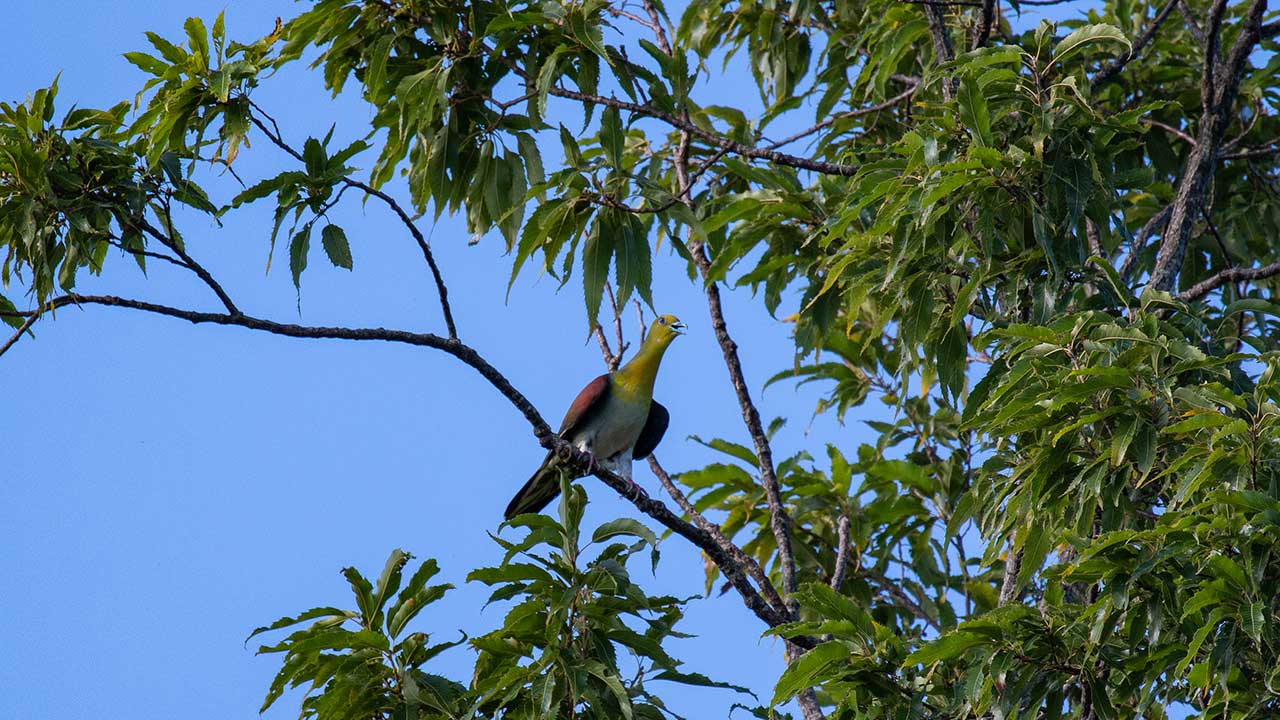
[632,400,669,459]
[560,373,612,438]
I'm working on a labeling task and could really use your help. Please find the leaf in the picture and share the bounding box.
[771,641,848,705]
[288,224,311,290]
[321,224,352,270]
[1048,24,1129,70]
[904,631,988,666]
[957,80,992,147]
[582,217,613,325]
[600,105,624,170]
[245,606,349,643]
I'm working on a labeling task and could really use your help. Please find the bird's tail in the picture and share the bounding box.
[504,453,566,520]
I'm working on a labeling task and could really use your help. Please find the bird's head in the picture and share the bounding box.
[647,314,687,346]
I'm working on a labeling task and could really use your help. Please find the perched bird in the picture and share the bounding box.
[504,314,686,520]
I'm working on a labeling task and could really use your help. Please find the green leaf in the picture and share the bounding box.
[582,217,613,325]
[957,80,992,147]
[321,224,352,270]
[1049,24,1129,70]
[772,642,848,705]
[289,224,311,290]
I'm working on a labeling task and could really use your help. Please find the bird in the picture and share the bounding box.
[504,314,686,520]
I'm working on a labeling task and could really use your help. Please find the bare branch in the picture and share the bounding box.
[138,217,241,316]
[1179,0,1206,45]
[640,0,673,55]
[972,0,997,49]
[1091,0,1179,88]
[998,548,1024,606]
[1142,117,1197,146]
[0,313,39,359]
[248,106,459,338]
[649,457,789,613]
[106,236,187,269]
[1221,143,1280,160]
[544,85,860,176]
[1179,261,1280,301]
[1085,218,1106,259]
[4,291,812,641]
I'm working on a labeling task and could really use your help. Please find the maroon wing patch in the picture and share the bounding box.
[560,374,611,437]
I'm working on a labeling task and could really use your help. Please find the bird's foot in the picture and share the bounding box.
[624,478,649,503]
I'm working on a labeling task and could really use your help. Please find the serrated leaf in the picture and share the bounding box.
[321,224,352,270]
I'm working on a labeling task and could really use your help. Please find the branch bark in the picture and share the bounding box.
[1148,0,1267,292]
[1179,261,1280,301]
[923,4,958,99]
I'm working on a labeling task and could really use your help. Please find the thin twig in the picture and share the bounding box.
[649,457,788,613]
[1142,117,1196,146]
[106,237,187,269]
[248,105,459,338]
[138,217,240,315]
[766,83,918,151]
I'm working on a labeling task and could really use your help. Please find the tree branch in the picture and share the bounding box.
[247,106,459,338]
[1179,261,1280,301]
[0,313,40,359]
[1148,0,1266,292]
[1119,204,1172,282]
[766,83,918,151]
[1090,0,1179,88]
[5,292,813,643]
[923,4,958,100]
[543,85,860,176]
[972,0,997,49]
[138,217,241,316]
[649,457,789,613]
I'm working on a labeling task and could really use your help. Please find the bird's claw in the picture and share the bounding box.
[625,479,649,502]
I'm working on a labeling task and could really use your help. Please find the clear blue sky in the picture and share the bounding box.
[0,2,1094,719]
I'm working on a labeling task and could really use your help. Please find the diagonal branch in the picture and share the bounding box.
[3,292,810,644]
[1148,0,1267,292]
[248,106,459,339]
[0,313,40,359]
[138,217,240,315]
[1090,0,1179,88]
[766,83,919,151]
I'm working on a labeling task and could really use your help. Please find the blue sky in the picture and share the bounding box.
[0,2,1100,719]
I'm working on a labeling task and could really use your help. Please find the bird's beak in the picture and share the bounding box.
[671,320,687,335]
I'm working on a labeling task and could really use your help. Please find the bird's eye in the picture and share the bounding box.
[659,317,667,325]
